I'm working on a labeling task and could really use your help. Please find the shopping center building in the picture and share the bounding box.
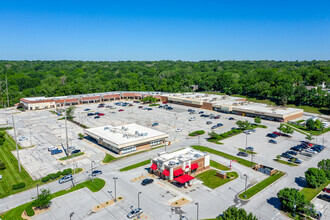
[150,148,210,187]
[84,123,169,155]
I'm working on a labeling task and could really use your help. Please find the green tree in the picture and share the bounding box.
[32,189,52,209]
[236,120,251,130]
[65,106,76,119]
[305,168,327,188]
[317,159,330,179]
[217,206,258,220]
[306,119,316,130]
[278,124,294,136]
[208,131,220,140]
[254,117,261,124]
[305,134,314,141]
[277,188,311,215]
[141,96,158,103]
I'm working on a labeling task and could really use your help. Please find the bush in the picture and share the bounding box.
[305,168,327,188]
[78,133,84,139]
[12,182,26,190]
[0,160,6,170]
[41,176,50,182]
[25,204,35,216]
[61,168,73,176]
[254,117,261,123]
[48,172,61,179]
[189,130,205,136]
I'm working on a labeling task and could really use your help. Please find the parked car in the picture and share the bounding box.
[158,105,163,108]
[237,152,248,157]
[166,106,173,110]
[305,148,317,154]
[152,123,159,127]
[118,109,124,112]
[189,117,196,121]
[244,130,251,134]
[68,146,75,151]
[59,174,73,184]
[206,121,212,125]
[127,208,144,219]
[138,106,143,109]
[269,139,277,144]
[266,133,277,138]
[250,129,256,132]
[228,117,235,120]
[51,149,63,155]
[281,153,293,159]
[301,141,313,146]
[291,146,303,152]
[273,131,282,136]
[129,104,133,107]
[97,113,105,116]
[217,123,223,127]
[141,179,154,186]
[317,194,330,202]
[91,170,102,177]
[87,113,95,116]
[211,125,217,129]
[94,115,100,119]
[246,147,254,151]
[286,150,298,156]
[322,188,330,193]
[19,137,28,141]
[110,106,116,109]
[71,149,81,154]
[289,158,302,164]
[175,128,183,132]
[198,111,204,114]
[84,108,91,111]
[48,146,58,151]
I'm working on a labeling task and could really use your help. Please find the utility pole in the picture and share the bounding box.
[113,177,118,202]
[5,76,9,107]
[12,115,21,172]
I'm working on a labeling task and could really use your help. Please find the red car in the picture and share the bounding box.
[138,106,143,109]
[323,188,330,193]
[273,132,281,136]
[118,109,124,112]
[129,104,133,106]
[162,102,168,104]
[97,113,105,116]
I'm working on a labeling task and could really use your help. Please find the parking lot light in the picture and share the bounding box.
[70,212,74,220]
[244,174,248,198]
[195,202,199,220]
[138,192,142,209]
[113,177,118,202]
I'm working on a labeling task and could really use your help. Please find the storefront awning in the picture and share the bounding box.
[151,164,157,170]
[191,163,199,170]
[173,168,183,176]
[162,170,170,176]
[174,174,194,184]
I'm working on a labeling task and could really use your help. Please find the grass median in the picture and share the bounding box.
[120,159,150,172]
[191,145,256,168]
[196,169,238,189]
[274,158,298,166]
[239,148,257,154]
[0,178,105,220]
[210,160,230,171]
[59,152,85,161]
[300,180,330,201]
[239,171,285,199]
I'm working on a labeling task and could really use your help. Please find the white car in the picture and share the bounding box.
[48,146,58,151]
[305,149,317,154]
[244,130,251,134]
[175,128,183,132]
[127,208,143,219]
[18,137,28,141]
[189,117,196,121]
[0,175,2,180]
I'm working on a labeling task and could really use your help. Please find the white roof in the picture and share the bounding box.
[85,123,169,148]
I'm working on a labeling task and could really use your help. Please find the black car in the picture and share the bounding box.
[206,121,212,125]
[87,113,95,116]
[94,115,100,119]
[217,123,223,127]
[289,158,302,164]
[318,194,330,202]
[266,133,277,138]
[228,117,235,120]
[281,153,294,159]
[237,152,248,157]
[71,149,81,154]
[141,179,154,186]
[286,150,298,156]
[291,146,303,152]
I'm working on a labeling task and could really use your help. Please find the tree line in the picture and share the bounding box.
[0,60,329,110]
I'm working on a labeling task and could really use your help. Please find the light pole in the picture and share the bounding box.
[91,160,95,182]
[138,192,142,209]
[12,115,21,172]
[244,174,248,198]
[245,133,248,149]
[113,177,118,202]
[195,202,199,220]
[37,184,39,197]
[108,190,115,201]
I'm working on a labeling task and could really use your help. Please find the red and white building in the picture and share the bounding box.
[150,148,210,187]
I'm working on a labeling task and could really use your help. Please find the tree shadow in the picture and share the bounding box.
[295,176,307,187]
[267,197,281,209]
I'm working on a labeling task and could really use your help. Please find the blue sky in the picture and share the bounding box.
[1,0,329,61]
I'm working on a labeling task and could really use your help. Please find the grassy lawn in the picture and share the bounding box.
[119,159,150,172]
[210,160,230,171]
[102,153,117,163]
[0,178,105,220]
[196,169,238,189]
[59,152,85,161]
[191,145,256,168]
[239,148,257,154]
[286,123,330,136]
[300,180,330,201]
[274,159,298,166]
[239,171,285,199]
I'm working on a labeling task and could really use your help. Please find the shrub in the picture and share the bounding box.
[61,168,72,176]
[25,204,35,216]
[41,176,50,182]
[118,197,122,199]
[12,182,26,190]
[254,117,261,123]
[0,160,6,170]
[78,133,84,139]
[48,172,61,179]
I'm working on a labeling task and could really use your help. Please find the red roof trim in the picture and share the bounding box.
[162,170,169,176]
[174,174,194,184]
[151,163,157,170]
[173,168,183,176]
[191,163,199,170]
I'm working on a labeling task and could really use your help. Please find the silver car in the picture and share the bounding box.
[127,208,143,219]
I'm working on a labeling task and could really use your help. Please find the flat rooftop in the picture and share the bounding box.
[153,148,207,167]
[85,123,169,148]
